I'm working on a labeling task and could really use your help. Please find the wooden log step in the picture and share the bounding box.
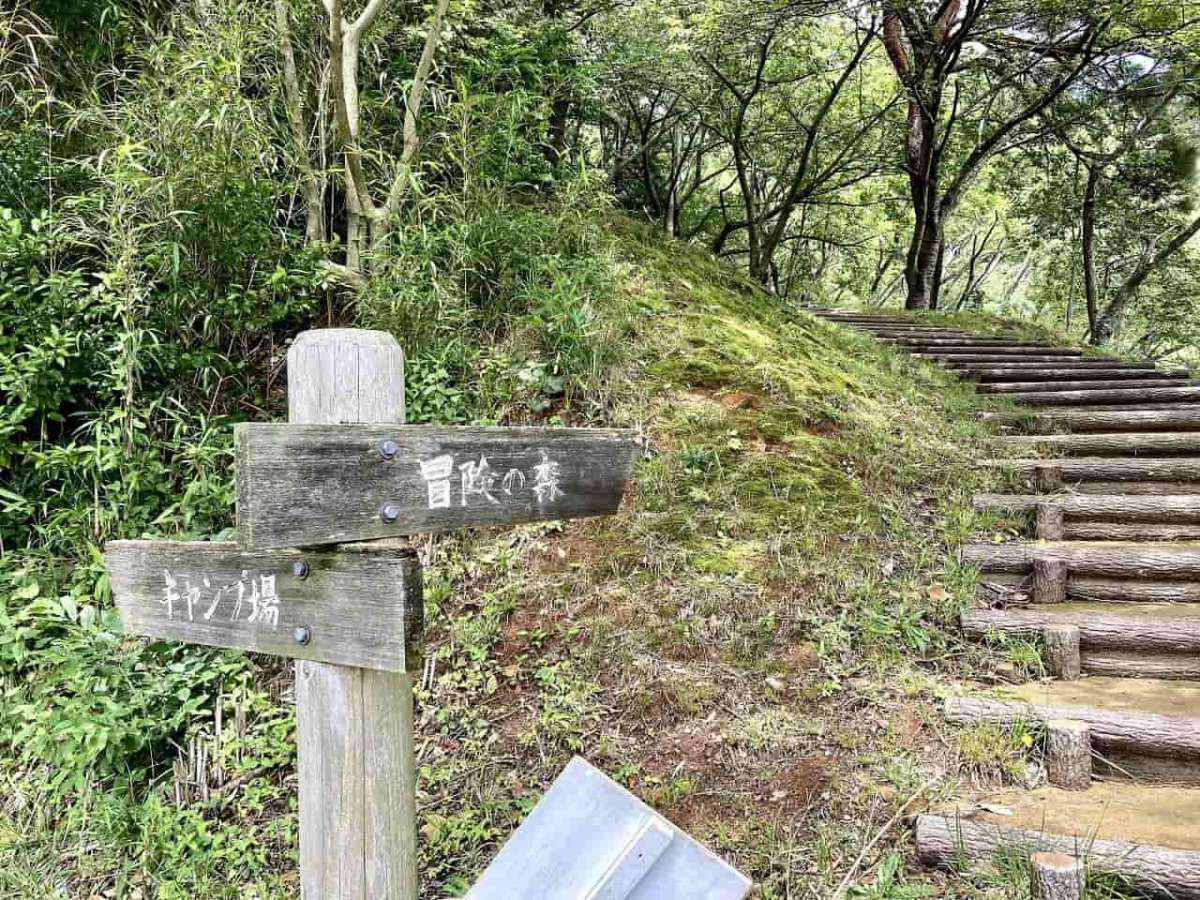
[981,407,1200,432]
[979,378,1196,394]
[918,353,1118,364]
[909,346,1086,357]
[997,433,1200,456]
[981,457,1200,482]
[1065,523,1200,541]
[962,603,1200,679]
[963,541,1200,579]
[1070,481,1200,495]
[849,328,969,336]
[953,360,1158,372]
[809,311,924,321]
[880,337,1060,348]
[978,571,1200,603]
[916,783,1200,898]
[813,317,938,327]
[945,678,1200,777]
[973,494,1200,522]
[860,331,975,340]
[999,385,1200,406]
[964,368,1185,383]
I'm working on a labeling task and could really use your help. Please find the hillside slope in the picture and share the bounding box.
[2,220,1035,898]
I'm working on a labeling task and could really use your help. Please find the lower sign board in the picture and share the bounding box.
[235,424,639,550]
[104,540,422,672]
[466,757,751,899]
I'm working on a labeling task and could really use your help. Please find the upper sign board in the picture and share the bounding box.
[235,424,638,550]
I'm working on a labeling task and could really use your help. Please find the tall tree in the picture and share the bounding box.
[879,0,1105,309]
[273,0,451,275]
[1055,59,1200,341]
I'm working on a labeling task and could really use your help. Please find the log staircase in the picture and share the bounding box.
[812,309,1200,898]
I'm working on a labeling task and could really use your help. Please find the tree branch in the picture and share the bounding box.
[381,0,451,222]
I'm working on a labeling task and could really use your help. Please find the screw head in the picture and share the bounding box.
[292,560,309,580]
[380,502,401,524]
[379,439,399,460]
[293,625,312,646]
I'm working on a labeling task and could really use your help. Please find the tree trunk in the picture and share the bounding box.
[664,128,679,238]
[903,102,942,310]
[1081,164,1100,340]
[929,234,947,310]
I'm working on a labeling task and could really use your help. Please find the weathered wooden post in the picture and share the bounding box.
[1034,502,1065,541]
[1043,624,1080,680]
[1032,558,1068,604]
[287,329,416,900]
[1045,719,1091,790]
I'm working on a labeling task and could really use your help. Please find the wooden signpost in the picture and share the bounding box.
[104,328,640,900]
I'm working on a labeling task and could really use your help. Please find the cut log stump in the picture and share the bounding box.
[1033,464,1064,494]
[1035,503,1065,540]
[1045,720,1091,790]
[1044,626,1081,679]
[1033,559,1069,604]
[1032,851,1086,900]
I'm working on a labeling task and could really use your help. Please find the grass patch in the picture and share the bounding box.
[3,218,1096,898]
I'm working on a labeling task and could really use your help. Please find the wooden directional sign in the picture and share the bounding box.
[235,424,639,550]
[104,540,422,672]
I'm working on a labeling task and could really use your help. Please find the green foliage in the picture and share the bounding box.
[2,0,1196,897]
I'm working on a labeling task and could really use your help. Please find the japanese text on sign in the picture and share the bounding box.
[161,569,281,629]
[418,451,564,510]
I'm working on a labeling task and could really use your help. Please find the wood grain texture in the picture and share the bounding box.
[1044,625,1080,679]
[853,329,972,338]
[981,378,1196,394]
[962,606,1200,653]
[880,338,1056,348]
[944,695,1200,761]
[289,328,416,900]
[999,432,1200,455]
[981,457,1200,482]
[1032,559,1068,603]
[989,407,1200,433]
[1085,650,1200,680]
[920,355,1118,366]
[1032,852,1085,900]
[916,814,1200,899]
[962,542,1200,579]
[237,424,637,550]
[965,367,1177,382]
[1068,480,1200,495]
[976,572,1200,603]
[1033,464,1064,494]
[973,494,1200,522]
[910,346,1086,357]
[957,360,1159,372]
[1035,503,1065,540]
[105,540,421,672]
[1045,722,1091,791]
[1065,523,1200,541]
[1002,385,1200,406]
